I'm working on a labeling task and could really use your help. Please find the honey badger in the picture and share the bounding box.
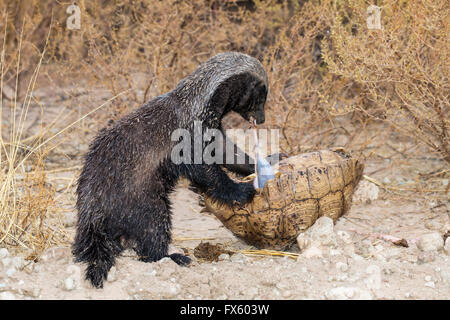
[73,52,270,288]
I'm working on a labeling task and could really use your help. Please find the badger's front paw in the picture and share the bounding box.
[230,182,256,206]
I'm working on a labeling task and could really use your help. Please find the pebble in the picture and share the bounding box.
[444,238,450,252]
[107,266,117,282]
[365,265,381,290]
[230,253,248,263]
[218,254,230,261]
[417,251,436,264]
[336,262,348,272]
[297,217,336,251]
[62,212,77,227]
[301,246,323,258]
[417,232,444,251]
[424,281,435,288]
[424,275,432,282]
[63,277,76,291]
[440,269,450,283]
[336,231,352,244]
[0,248,9,259]
[353,180,379,203]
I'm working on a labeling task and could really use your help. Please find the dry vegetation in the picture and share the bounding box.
[0,0,448,257]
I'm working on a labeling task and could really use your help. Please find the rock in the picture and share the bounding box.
[63,277,76,291]
[336,231,352,244]
[336,262,348,272]
[301,246,323,258]
[417,232,444,252]
[424,220,440,231]
[107,266,117,282]
[440,269,450,283]
[62,212,77,227]
[218,254,230,261]
[352,180,379,204]
[424,281,435,288]
[444,238,450,253]
[297,217,336,251]
[417,251,436,264]
[230,253,248,263]
[0,248,9,259]
[161,283,180,299]
[0,292,15,300]
[364,265,381,290]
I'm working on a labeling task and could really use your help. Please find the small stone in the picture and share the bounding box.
[297,217,336,250]
[230,253,248,263]
[301,246,323,258]
[424,220,440,231]
[444,238,450,253]
[0,292,15,300]
[440,269,450,283]
[63,277,76,291]
[107,266,117,282]
[336,262,348,272]
[0,248,9,259]
[62,212,77,227]
[158,257,172,264]
[424,281,435,288]
[417,232,444,252]
[353,180,379,203]
[336,231,352,244]
[218,253,230,261]
[424,275,432,282]
[326,287,356,300]
[330,249,342,256]
[417,251,436,264]
[365,265,381,290]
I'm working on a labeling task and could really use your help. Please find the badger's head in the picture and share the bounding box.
[229,72,268,124]
[175,52,269,126]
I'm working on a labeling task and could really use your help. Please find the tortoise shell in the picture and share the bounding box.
[204,150,364,250]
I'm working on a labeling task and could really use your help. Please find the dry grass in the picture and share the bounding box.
[0,15,66,259]
[0,0,447,256]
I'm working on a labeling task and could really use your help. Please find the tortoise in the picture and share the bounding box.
[204,149,364,250]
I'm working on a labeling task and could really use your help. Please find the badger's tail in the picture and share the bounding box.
[72,215,121,288]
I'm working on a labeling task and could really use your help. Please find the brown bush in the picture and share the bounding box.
[322,0,449,163]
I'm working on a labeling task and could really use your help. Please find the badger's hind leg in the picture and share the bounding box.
[131,198,191,266]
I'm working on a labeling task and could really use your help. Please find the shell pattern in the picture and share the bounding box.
[205,150,364,250]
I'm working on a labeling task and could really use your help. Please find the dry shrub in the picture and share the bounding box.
[322,0,449,163]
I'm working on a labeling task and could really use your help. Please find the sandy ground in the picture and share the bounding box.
[0,85,449,300]
[0,182,449,300]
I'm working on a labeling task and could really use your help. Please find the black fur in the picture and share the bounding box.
[72,52,269,288]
